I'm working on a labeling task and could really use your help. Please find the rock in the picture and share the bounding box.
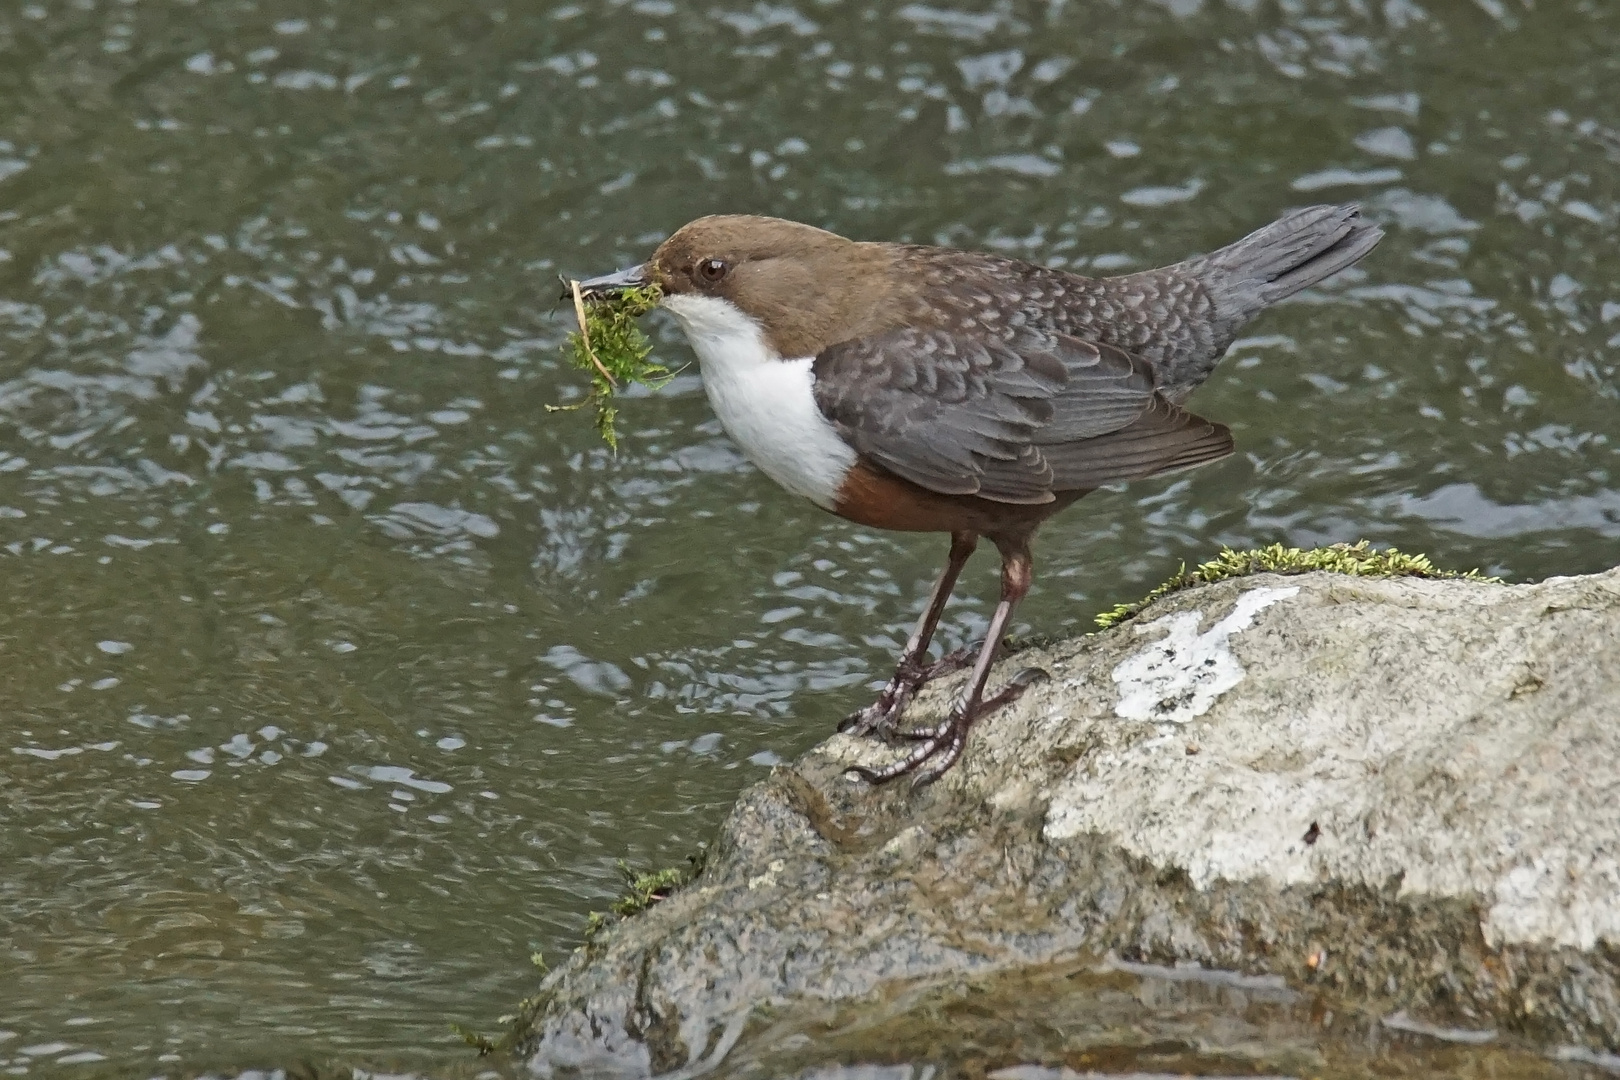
[523,565,1620,1078]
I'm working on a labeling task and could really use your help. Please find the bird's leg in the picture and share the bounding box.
[852,538,1045,786]
[840,531,979,740]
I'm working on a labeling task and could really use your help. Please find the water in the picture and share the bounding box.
[1,0,1617,1073]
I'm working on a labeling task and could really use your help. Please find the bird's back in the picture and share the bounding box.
[890,204,1383,403]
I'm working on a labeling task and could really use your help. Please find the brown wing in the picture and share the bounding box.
[811,325,1232,504]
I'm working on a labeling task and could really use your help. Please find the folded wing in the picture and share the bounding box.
[811,324,1233,504]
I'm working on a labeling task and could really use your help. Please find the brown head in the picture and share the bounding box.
[581,215,899,358]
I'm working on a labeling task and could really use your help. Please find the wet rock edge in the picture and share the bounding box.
[510,553,1620,1076]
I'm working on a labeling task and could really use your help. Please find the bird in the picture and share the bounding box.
[575,205,1382,785]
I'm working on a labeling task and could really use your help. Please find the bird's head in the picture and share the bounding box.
[578,215,893,358]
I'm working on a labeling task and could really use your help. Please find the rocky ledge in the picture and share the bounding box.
[522,554,1620,1079]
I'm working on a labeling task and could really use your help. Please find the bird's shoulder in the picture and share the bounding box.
[883,243,1105,325]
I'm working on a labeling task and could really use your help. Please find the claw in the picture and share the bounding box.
[849,663,1047,786]
[994,665,1049,701]
[839,641,979,741]
[909,728,970,788]
[851,711,965,786]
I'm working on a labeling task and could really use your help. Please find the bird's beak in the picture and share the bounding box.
[563,264,649,301]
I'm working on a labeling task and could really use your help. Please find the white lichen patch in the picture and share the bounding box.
[1111,585,1299,723]
[746,858,786,891]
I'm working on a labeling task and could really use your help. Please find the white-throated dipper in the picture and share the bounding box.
[577,205,1382,784]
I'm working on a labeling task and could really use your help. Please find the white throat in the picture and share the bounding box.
[660,293,855,509]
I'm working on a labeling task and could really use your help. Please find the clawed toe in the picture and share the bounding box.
[848,664,1047,787]
[838,687,908,738]
[837,702,882,737]
[839,641,983,741]
[850,718,968,787]
[984,665,1048,706]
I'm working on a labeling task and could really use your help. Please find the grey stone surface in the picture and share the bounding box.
[524,567,1620,1078]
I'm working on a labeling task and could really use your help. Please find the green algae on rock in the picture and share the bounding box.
[1094,540,1499,629]
[550,280,668,450]
[610,852,706,920]
[582,854,707,943]
[456,851,708,1057]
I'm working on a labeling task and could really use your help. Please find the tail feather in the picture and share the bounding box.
[1195,203,1383,322]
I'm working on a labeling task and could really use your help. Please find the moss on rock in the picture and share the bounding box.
[458,849,708,1059]
[1095,540,1498,630]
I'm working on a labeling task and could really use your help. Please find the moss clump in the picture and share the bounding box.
[549,281,669,450]
[612,862,691,917]
[1095,540,1499,630]
[589,851,708,937]
[573,862,691,944]
[453,849,709,1058]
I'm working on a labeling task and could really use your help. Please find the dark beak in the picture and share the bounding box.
[561,264,648,301]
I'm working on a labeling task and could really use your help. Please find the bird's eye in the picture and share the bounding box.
[697,258,729,283]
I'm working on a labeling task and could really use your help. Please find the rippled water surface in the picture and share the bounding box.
[2,0,1618,1073]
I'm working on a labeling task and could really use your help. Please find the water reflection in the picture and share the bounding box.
[0,0,1617,1072]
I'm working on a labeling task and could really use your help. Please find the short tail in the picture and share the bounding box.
[1192,203,1383,324]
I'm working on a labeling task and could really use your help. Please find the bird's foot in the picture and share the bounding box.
[849,666,1048,787]
[838,643,979,740]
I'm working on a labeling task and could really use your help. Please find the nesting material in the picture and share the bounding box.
[550,280,668,449]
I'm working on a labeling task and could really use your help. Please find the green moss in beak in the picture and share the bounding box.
[550,280,669,450]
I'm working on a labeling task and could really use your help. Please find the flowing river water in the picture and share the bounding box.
[1,0,1617,1075]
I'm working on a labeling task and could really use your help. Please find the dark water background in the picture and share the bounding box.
[1,0,1617,1073]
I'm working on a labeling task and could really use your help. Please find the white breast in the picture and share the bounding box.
[661,293,856,510]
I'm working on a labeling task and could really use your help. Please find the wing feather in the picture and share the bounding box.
[812,322,1232,503]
